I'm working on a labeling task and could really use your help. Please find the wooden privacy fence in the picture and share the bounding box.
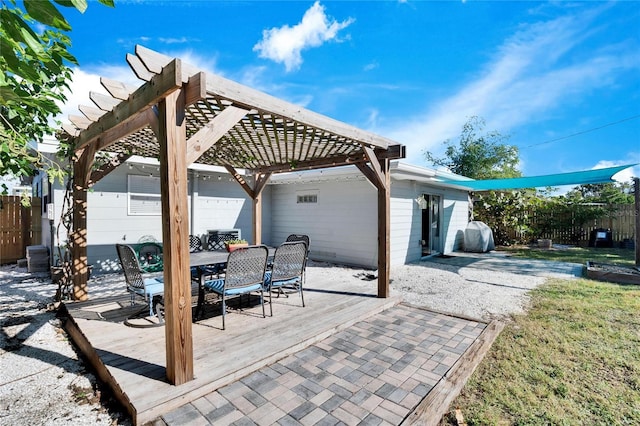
[507,204,636,246]
[0,196,42,264]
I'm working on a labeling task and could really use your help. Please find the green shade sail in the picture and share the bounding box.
[439,164,637,191]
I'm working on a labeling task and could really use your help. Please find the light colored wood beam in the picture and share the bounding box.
[224,165,254,198]
[126,52,154,81]
[134,45,397,150]
[88,153,132,187]
[253,172,272,197]
[158,88,194,385]
[71,145,96,301]
[362,146,385,189]
[186,106,249,165]
[90,91,120,111]
[251,144,405,175]
[94,107,157,152]
[101,77,137,100]
[69,115,91,130]
[79,105,104,122]
[73,58,183,153]
[61,123,79,136]
[184,72,207,107]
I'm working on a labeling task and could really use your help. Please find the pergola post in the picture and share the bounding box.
[253,194,262,245]
[158,88,194,385]
[71,147,95,301]
[377,159,391,298]
[356,148,392,298]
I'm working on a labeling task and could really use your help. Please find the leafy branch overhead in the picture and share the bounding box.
[0,0,113,185]
[424,116,521,180]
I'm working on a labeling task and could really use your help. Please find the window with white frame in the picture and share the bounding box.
[128,175,161,215]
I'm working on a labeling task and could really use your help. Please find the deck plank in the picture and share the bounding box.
[64,272,399,424]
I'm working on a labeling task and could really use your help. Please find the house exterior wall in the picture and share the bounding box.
[270,176,470,269]
[390,180,468,265]
[44,165,268,273]
[42,162,467,273]
[270,178,378,267]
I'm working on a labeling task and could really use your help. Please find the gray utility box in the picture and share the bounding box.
[26,245,49,273]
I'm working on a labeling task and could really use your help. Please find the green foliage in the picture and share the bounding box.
[0,0,113,188]
[473,190,532,245]
[566,182,635,205]
[225,239,248,245]
[425,116,521,179]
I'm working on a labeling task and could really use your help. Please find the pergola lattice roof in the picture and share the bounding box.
[61,45,404,175]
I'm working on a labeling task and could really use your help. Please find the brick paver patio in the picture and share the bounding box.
[159,305,487,425]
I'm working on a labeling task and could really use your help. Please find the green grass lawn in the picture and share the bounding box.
[446,276,640,425]
[497,245,637,267]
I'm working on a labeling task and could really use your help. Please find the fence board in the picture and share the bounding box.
[0,196,42,264]
[507,204,636,247]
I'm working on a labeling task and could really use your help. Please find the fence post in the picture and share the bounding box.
[634,177,639,267]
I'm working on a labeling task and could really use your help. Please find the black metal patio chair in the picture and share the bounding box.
[116,244,165,327]
[202,245,269,330]
[263,241,308,316]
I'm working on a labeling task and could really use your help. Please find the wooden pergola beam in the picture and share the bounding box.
[134,45,396,150]
[71,145,96,301]
[79,105,104,122]
[74,58,184,153]
[88,153,132,187]
[224,166,272,244]
[186,105,248,165]
[101,77,137,100]
[251,144,405,175]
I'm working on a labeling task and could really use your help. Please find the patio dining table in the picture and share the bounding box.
[190,248,275,321]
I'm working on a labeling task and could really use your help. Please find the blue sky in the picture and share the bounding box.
[59,0,640,183]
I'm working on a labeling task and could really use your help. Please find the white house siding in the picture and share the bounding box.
[390,180,469,265]
[270,178,378,268]
[270,176,470,269]
[45,166,266,273]
[441,190,469,253]
[189,174,265,243]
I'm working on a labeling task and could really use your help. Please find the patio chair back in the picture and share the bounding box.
[285,234,310,249]
[116,244,145,291]
[225,245,269,291]
[271,241,308,283]
[189,235,203,253]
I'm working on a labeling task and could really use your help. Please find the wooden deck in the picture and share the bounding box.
[63,274,400,425]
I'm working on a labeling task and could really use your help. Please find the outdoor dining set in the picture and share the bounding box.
[115,234,309,329]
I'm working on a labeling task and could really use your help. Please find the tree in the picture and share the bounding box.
[425,116,521,179]
[565,182,634,205]
[0,0,113,188]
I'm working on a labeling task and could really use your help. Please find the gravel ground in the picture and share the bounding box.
[0,253,580,425]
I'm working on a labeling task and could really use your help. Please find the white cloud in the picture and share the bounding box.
[253,1,354,72]
[374,6,640,164]
[593,159,640,184]
[363,61,379,72]
[55,65,139,126]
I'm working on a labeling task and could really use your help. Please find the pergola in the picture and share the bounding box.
[60,45,405,386]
